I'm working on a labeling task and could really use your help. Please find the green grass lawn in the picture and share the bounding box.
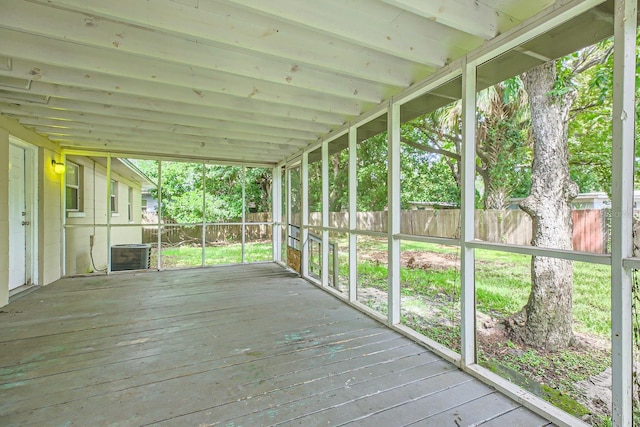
[151,241,272,269]
[349,237,612,339]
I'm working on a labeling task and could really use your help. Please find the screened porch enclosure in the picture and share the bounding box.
[1,0,639,426]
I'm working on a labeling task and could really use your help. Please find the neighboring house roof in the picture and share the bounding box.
[507,191,640,209]
[67,155,156,189]
[117,159,156,190]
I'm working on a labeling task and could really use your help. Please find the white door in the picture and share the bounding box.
[8,144,27,290]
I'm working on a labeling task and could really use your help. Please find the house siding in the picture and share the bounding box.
[0,118,63,307]
[40,148,63,287]
[64,156,143,275]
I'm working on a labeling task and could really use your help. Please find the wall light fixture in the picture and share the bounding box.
[51,159,66,174]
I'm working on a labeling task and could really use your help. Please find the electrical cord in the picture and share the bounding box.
[90,235,107,273]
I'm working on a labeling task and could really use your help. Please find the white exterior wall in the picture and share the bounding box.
[64,156,143,275]
[0,117,62,307]
[0,117,147,305]
[40,147,63,286]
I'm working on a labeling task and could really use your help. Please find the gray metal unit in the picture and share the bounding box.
[111,244,151,271]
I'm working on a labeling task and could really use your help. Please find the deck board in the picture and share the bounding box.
[0,263,554,426]
[411,392,520,425]
[477,407,552,427]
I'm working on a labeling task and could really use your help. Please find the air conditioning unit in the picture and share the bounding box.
[110,244,151,271]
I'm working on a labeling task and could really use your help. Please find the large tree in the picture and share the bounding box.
[506,61,579,350]
[506,42,613,351]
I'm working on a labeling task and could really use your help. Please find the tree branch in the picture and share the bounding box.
[574,45,613,75]
[402,138,490,178]
[401,138,461,161]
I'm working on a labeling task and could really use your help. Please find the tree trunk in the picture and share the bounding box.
[329,154,343,211]
[478,165,507,210]
[508,61,579,351]
[485,188,508,210]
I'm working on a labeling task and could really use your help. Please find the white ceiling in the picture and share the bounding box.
[0,0,615,165]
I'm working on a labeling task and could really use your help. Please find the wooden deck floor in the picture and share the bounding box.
[0,263,553,426]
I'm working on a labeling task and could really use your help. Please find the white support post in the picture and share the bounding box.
[201,163,206,268]
[157,161,162,270]
[388,102,401,325]
[322,140,330,287]
[301,152,309,278]
[287,167,292,259]
[348,126,358,301]
[461,58,477,367]
[272,165,282,263]
[241,166,246,263]
[106,154,112,274]
[60,152,66,277]
[611,0,637,425]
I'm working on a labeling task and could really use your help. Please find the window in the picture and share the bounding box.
[65,162,81,211]
[110,180,118,213]
[128,187,133,221]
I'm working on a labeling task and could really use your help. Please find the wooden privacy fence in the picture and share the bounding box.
[142,213,271,246]
[307,209,611,254]
[143,210,613,254]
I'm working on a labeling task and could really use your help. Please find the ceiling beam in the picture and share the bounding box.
[0,60,356,124]
[0,84,339,132]
[53,137,285,162]
[0,101,320,141]
[52,134,289,156]
[28,0,427,86]
[1,30,377,112]
[13,117,310,147]
[380,0,501,39]
[220,0,453,66]
[31,125,304,152]
[64,148,279,167]
[1,1,394,99]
